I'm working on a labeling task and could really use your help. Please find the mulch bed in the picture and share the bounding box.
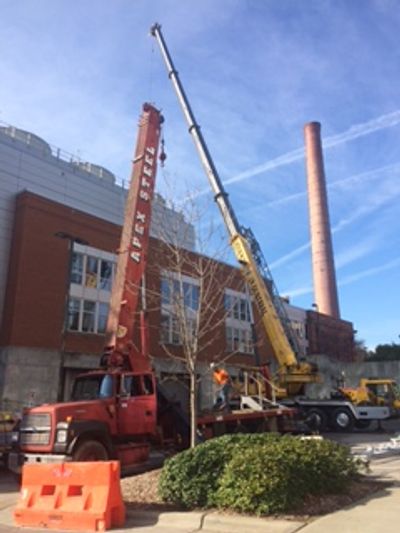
[121,468,391,518]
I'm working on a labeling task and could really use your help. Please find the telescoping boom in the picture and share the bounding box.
[150,23,320,394]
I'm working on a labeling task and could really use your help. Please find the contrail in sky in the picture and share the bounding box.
[282,257,400,299]
[269,161,400,269]
[338,257,400,286]
[182,109,400,203]
[224,109,400,186]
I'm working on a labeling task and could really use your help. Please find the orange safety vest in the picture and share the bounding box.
[213,369,229,386]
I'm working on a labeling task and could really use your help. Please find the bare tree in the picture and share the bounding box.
[147,188,249,447]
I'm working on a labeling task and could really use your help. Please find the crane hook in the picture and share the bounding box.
[159,137,167,167]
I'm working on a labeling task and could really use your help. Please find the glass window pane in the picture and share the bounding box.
[71,253,83,285]
[226,326,233,350]
[172,317,180,344]
[143,375,154,395]
[160,313,170,343]
[224,293,230,312]
[97,302,109,333]
[161,278,170,305]
[82,300,96,332]
[130,376,142,396]
[121,375,133,396]
[233,298,239,320]
[85,256,98,288]
[99,374,114,398]
[183,282,190,308]
[240,299,247,321]
[172,280,181,306]
[233,329,240,350]
[100,260,113,290]
[67,298,80,331]
[72,376,103,400]
[191,285,199,310]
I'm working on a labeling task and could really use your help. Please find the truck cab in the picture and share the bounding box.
[9,369,157,473]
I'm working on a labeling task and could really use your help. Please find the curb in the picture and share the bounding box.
[125,509,305,532]
[202,512,304,533]
[126,509,207,530]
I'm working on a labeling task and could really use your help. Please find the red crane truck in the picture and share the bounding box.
[9,103,166,474]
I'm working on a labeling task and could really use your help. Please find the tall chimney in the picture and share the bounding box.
[304,121,340,319]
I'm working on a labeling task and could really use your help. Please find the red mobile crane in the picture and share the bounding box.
[9,103,165,473]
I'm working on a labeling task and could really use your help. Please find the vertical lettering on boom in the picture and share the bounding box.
[129,144,156,264]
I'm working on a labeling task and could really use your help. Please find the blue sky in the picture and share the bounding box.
[1,0,399,349]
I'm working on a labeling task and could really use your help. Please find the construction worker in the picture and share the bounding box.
[210,363,231,410]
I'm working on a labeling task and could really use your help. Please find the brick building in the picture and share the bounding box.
[0,190,272,410]
[0,123,355,413]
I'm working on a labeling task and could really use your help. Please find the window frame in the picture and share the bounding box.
[224,287,254,355]
[160,270,200,346]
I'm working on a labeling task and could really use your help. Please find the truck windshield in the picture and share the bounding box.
[71,374,114,401]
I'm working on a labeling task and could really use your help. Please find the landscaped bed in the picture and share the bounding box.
[121,433,390,518]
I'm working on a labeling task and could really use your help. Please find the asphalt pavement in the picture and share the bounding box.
[0,426,399,532]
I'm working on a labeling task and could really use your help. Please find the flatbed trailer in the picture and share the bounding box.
[197,406,298,440]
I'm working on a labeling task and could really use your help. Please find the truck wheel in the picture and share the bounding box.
[72,440,108,461]
[304,408,327,432]
[331,408,354,432]
[355,420,371,430]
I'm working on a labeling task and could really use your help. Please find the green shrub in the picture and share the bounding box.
[158,433,359,514]
[215,437,359,515]
[158,433,280,508]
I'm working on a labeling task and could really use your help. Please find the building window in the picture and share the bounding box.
[225,326,253,353]
[82,300,96,332]
[161,277,199,310]
[224,293,251,322]
[100,260,113,290]
[70,247,115,292]
[224,288,254,354]
[71,252,84,284]
[67,244,115,335]
[97,302,109,333]
[85,256,99,288]
[160,313,181,345]
[160,271,199,345]
[67,298,110,334]
[291,320,305,339]
[68,298,80,331]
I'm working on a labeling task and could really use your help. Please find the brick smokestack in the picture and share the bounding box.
[304,121,340,319]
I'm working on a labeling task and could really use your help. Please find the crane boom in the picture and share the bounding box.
[104,102,164,372]
[151,23,319,391]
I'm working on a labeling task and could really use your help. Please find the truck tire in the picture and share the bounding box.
[72,440,109,462]
[331,408,354,432]
[355,420,371,430]
[304,408,327,432]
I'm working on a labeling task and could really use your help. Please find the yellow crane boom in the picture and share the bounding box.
[151,23,320,394]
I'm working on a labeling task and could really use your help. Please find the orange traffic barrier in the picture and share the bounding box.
[14,461,126,531]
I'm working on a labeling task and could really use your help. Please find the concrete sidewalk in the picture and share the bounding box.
[130,484,400,532]
[0,452,399,533]
[0,484,399,533]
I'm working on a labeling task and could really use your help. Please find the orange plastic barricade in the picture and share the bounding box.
[14,461,126,531]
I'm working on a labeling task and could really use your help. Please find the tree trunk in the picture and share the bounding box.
[190,370,197,448]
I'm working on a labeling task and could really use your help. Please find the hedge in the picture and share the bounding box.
[158,433,361,514]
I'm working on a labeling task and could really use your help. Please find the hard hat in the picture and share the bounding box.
[210,362,216,369]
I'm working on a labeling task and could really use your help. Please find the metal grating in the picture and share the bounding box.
[20,412,51,446]
[20,413,51,430]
